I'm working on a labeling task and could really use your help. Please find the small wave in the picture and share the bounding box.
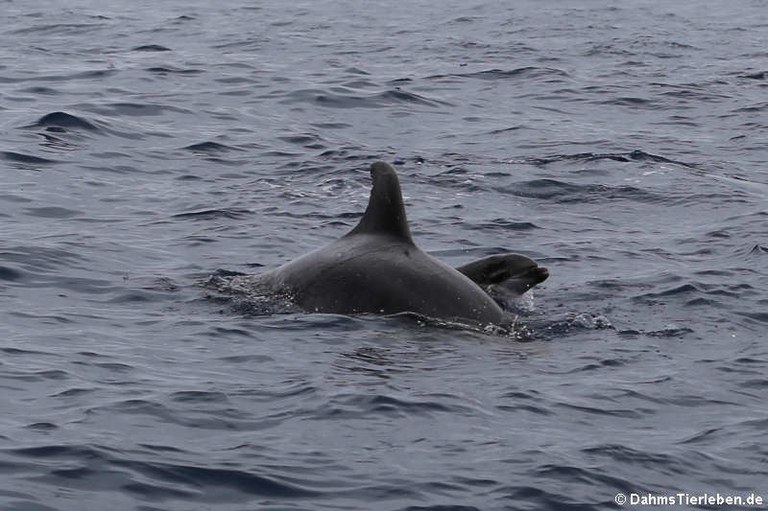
[380,89,452,106]
[169,391,230,403]
[740,70,766,80]
[10,444,103,459]
[519,150,696,168]
[17,86,61,95]
[599,96,656,107]
[102,289,176,304]
[278,133,326,148]
[531,463,632,491]
[131,44,172,52]
[1,151,59,165]
[6,443,322,500]
[0,265,24,282]
[496,401,553,416]
[497,178,581,200]
[281,87,450,109]
[747,244,768,258]
[52,387,96,398]
[9,22,107,36]
[733,102,768,113]
[183,141,242,153]
[635,283,701,299]
[217,354,275,364]
[114,459,322,498]
[145,66,203,75]
[1,347,57,358]
[632,280,754,314]
[311,392,474,420]
[497,178,663,204]
[735,311,768,324]
[2,68,116,84]
[581,444,683,472]
[24,206,81,219]
[472,220,539,231]
[85,102,193,117]
[25,422,59,431]
[644,326,695,338]
[172,208,251,221]
[2,245,87,273]
[427,67,570,81]
[29,111,100,131]
[3,369,70,382]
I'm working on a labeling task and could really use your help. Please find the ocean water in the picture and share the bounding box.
[1,0,767,510]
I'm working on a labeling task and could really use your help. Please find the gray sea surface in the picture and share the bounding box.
[1,0,767,510]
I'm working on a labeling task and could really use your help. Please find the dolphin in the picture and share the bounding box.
[239,162,548,326]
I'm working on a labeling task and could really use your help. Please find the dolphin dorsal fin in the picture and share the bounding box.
[346,161,413,243]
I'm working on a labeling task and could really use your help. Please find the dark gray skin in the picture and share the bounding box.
[258,161,548,326]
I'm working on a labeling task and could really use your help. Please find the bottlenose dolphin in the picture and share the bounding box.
[244,161,548,326]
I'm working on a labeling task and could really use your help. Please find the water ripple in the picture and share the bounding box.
[1,1,767,510]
